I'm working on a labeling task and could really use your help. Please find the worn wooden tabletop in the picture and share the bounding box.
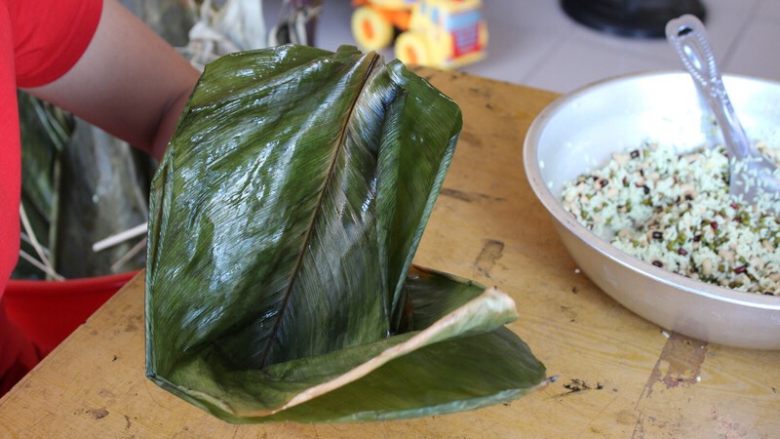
[1,69,778,438]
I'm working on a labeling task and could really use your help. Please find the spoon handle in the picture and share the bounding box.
[665,15,752,161]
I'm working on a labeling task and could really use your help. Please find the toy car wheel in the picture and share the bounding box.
[395,32,429,66]
[351,6,394,51]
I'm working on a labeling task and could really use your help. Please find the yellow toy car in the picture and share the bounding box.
[351,0,488,69]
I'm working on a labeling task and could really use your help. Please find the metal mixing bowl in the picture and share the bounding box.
[523,71,780,349]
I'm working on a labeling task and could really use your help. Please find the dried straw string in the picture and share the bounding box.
[18,250,65,281]
[110,238,147,273]
[18,204,64,280]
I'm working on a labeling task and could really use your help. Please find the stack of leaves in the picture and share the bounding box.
[15,93,154,280]
[15,93,70,280]
[146,45,545,423]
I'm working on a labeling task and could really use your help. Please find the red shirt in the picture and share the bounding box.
[0,0,102,392]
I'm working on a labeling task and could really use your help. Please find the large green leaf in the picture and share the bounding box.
[146,45,545,423]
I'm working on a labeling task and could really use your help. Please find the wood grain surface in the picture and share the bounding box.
[1,68,778,438]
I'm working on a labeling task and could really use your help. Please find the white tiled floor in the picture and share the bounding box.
[315,0,780,93]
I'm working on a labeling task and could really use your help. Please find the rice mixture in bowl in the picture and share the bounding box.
[561,142,780,295]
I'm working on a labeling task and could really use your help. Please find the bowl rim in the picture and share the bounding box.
[523,70,780,311]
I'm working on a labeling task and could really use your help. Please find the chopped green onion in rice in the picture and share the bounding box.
[561,142,780,295]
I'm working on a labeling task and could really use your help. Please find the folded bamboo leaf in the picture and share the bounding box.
[153,268,545,422]
[146,45,545,423]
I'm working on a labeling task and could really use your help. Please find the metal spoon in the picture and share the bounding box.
[666,14,780,206]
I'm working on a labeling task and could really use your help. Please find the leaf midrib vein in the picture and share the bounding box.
[257,53,381,368]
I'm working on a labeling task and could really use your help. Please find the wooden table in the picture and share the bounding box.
[1,70,778,438]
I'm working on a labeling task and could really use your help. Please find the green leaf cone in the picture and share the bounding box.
[146,45,545,423]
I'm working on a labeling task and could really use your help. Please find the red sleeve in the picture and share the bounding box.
[9,0,103,88]
[0,0,102,390]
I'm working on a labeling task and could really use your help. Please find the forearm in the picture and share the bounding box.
[26,0,199,158]
[150,84,194,160]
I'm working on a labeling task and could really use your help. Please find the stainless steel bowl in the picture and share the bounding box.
[523,71,780,349]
